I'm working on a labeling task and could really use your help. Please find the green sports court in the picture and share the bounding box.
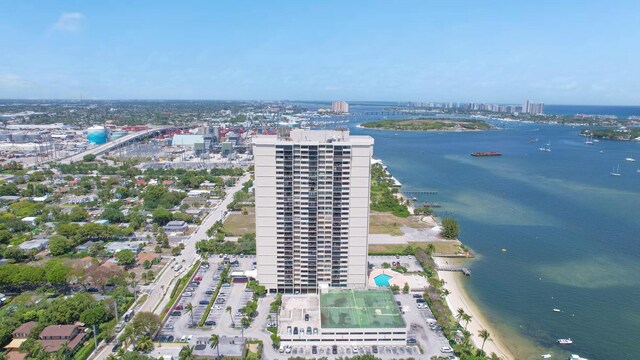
[319,289,406,329]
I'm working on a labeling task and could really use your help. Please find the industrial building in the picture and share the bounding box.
[252,129,374,293]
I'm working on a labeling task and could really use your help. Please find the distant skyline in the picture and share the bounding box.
[2,1,640,105]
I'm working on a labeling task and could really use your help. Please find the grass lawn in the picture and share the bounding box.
[223,207,256,236]
[369,211,428,236]
[368,241,460,255]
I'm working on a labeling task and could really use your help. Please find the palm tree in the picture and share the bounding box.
[226,306,234,327]
[462,313,472,329]
[179,345,196,360]
[426,243,436,255]
[478,329,491,353]
[440,288,450,298]
[240,316,251,337]
[209,333,220,359]
[185,302,194,326]
[455,308,466,323]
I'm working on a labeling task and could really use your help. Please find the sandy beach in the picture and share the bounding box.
[436,259,516,360]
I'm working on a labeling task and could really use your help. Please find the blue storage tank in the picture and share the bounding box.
[87,126,109,144]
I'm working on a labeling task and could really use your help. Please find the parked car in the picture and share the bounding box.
[111,343,120,353]
[170,311,182,316]
[199,300,209,305]
[183,292,192,297]
[285,345,292,354]
[332,345,338,354]
[279,345,284,353]
[205,290,214,295]
[305,313,310,321]
[293,327,298,335]
[313,327,318,335]
[413,294,422,298]
[164,324,174,329]
[440,346,454,353]
[372,346,378,354]
[353,346,359,353]
[312,345,317,354]
[407,338,417,344]
[194,277,203,281]
[204,320,216,326]
[174,304,184,310]
[306,326,312,335]
[286,326,292,335]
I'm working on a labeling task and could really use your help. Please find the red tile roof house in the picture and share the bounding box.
[12,321,37,339]
[38,324,86,353]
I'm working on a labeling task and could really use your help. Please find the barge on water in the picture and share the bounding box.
[470,152,502,157]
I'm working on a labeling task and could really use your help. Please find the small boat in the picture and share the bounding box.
[411,197,417,201]
[568,354,589,360]
[625,155,635,162]
[541,355,551,359]
[529,137,539,143]
[557,338,573,345]
[501,248,507,252]
[553,308,561,312]
[611,164,621,177]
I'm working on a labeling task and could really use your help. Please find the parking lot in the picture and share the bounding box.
[156,255,258,345]
[395,293,455,359]
[279,344,421,357]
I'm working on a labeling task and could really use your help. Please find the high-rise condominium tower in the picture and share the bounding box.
[252,129,373,293]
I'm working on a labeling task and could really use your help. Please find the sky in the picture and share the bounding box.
[1,1,640,105]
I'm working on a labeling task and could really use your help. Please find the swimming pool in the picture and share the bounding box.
[374,274,392,287]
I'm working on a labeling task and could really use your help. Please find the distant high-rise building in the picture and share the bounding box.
[522,100,544,115]
[331,101,349,113]
[252,129,374,293]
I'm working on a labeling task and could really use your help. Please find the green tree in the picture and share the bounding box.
[152,207,173,226]
[441,217,459,239]
[44,259,71,285]
[226,306,234,327]
[83,154,97,162]
[68,206,89,222]
[178,345,195,360]
[462,313,472,329]
[478,329,491,352]
[185,303,194,326]
[402,282,410,294]
[102,208,125,224]
[115,249,136,267]
[48,235,75,256]
[129,312,161,339]
[209,333,220,358]
[456,308,466,323]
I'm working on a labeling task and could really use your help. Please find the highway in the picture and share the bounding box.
[57,127,175,164]
[91,172,251,360]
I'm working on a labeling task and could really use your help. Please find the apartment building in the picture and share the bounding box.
[253,129,373,293]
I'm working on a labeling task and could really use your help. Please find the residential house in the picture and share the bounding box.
[18,239,49,251]
[38,324,86,353]
[105,241,144,254]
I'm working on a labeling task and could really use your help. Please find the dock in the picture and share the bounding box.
[402,190,438,195]
[437,266,471,276]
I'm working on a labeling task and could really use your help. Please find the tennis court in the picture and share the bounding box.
[320,289,405,328]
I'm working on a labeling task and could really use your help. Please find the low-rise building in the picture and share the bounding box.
[105,241,144,254]
[18,239,49,251]
[163,220,188,233]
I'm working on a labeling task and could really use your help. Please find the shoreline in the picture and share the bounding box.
[436,259,516,360]
[356,123,488,132]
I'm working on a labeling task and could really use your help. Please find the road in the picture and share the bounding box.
[58,127,174,165]
[91,173,251,360]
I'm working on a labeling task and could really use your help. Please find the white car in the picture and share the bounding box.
[353,347,359,353]
[279,346,284,353]
[440,346,454,353]
[285,345,292,354]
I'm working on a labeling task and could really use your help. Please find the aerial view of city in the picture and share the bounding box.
[1,2,640,360]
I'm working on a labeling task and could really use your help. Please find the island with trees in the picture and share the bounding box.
[360,118,494,132]
[581,128,640,141]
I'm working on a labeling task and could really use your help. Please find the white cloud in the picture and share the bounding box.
[0,74,32,88]
[53,12,85,32]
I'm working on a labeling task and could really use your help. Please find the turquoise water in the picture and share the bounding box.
[374,274,393,287]
[328,110,640,360]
